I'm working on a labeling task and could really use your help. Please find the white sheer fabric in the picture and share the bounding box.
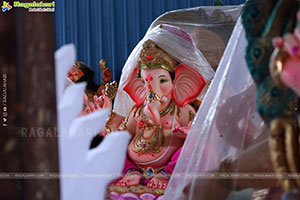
[148,6,242,38]
[164,19,269,199]
[148,6,242,71]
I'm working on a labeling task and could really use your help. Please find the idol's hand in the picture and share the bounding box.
[172,121,192,138]
[81,101,101,115]
[272,11,300,56]
[102,68,113,83]
[78,94,100,116]
[97,90,112,111]
[271,11,300,97]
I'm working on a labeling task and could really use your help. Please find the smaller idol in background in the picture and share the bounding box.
[67,59,113,106]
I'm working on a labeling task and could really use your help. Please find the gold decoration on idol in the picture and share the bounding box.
[146,90,161,103]
[269,48,289,89]
[136,40,178,78]
[99,59,107,71]
[269,117,300,191]
[137,165,165,179]
[131,125,164,154]
[104,81,118,101]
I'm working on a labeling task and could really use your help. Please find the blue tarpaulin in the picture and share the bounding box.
[55,0,245,84]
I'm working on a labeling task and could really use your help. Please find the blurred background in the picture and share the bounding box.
[55,0,245,84]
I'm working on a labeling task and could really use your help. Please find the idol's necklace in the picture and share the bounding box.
[131,125,164,154]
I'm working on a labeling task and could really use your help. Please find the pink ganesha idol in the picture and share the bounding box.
[112,39,207,188]
[83,25,214,195]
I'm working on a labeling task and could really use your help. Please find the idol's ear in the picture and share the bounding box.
[123,68,146,106]
[172,65,206,107]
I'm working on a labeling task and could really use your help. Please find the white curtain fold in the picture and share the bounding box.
[164,19,269,199]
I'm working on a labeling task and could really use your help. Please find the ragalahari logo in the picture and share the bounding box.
[2,1,13,12]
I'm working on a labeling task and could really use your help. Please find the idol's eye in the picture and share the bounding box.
[142,80,145,84]
[160,79,168,83]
